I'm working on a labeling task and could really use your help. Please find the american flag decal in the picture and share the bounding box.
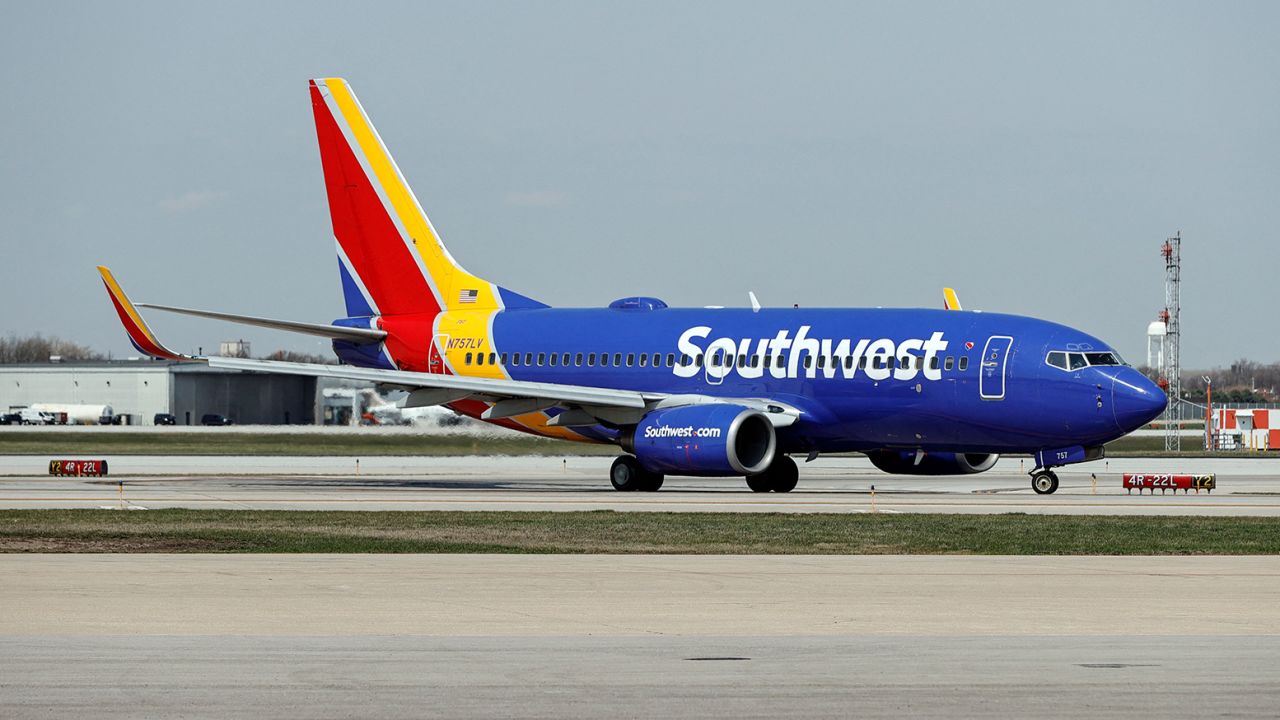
[459,289,479,304]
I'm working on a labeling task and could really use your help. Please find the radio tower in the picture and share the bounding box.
[1161,232,1182,451]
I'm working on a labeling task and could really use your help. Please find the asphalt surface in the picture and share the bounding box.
[2,555,1277,719]
[1,454,1279,514]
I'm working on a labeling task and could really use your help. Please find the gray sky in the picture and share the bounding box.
[2,1,1276,368]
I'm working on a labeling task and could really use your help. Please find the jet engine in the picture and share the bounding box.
[623,404,776,476]
[866,450,999,475]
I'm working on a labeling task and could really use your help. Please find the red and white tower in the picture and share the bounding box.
[1160,232,1182,452]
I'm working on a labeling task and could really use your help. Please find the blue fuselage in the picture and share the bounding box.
[341,305,1167,456]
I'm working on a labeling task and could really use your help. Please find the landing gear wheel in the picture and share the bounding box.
[746,455,799,493]
[1031,470,1059,495]
[610,455,645,492]
[767,455,799,493]
[638,473,664,492]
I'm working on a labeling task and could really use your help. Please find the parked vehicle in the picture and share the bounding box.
[154,413,177,426]
[31,403,110,425]
[18,409,58,425]
[200,413,233,426]
[0,413,21,425]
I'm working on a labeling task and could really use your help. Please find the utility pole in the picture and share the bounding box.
[1161,232,1182,452]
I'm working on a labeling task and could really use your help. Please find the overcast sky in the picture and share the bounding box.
[2,1,1276,368]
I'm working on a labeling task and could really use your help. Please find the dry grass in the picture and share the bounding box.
[2,510,1278,554]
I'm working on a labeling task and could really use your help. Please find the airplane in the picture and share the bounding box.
[97,77,1167,495]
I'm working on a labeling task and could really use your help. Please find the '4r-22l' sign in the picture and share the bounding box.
[48,459,109,477]
[1123,473,1215,493]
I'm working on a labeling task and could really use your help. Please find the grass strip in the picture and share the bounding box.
[2,509,1278,554]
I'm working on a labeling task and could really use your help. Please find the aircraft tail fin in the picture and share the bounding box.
[309,78,546,318]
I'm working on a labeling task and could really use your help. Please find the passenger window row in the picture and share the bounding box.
[464,350,971,372]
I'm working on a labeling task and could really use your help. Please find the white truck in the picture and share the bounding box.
[17,408,59,425]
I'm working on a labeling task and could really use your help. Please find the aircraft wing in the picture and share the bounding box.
[943,287,963,311]
[207,355,653,412]
[100,265,800,425]
[135,302,385,342]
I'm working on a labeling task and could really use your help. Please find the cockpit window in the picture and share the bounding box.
[1047,349,1125,371]
[1085,352,1122,366]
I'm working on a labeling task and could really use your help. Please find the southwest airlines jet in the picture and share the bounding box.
[98,78,1166,495]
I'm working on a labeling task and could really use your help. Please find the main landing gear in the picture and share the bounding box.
[746,455,799,493]
[608,455,800,493]
[1030,468,1059,495]
[610,456,664,492]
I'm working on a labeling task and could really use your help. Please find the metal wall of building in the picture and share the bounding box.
[0,363,172,424]
[171,369,316,425]
[1,363,318,425]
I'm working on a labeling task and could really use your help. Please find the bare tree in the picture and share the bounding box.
[0,334,105,363]
[261,349,335,365]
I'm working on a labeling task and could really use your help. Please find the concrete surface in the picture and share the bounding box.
[1,455,1279,514]
[1,555,1277,719]
[3,635,1277,719]
[3,555,1279,636]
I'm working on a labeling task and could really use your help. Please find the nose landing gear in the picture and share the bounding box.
[1030,469,1059,495]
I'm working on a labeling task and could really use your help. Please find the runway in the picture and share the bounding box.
[2,555,1277,718]
[2,454,1279,514]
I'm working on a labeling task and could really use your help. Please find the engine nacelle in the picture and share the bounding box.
[866,450,999,476]
[624,404,776,476]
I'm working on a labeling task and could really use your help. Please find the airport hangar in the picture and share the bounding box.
[0,360,362,425]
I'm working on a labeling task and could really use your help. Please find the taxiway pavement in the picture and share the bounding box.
[1,555,1277,718]
[1,455,1278,514]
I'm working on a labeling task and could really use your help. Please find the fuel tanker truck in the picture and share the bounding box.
[30,403,114,425]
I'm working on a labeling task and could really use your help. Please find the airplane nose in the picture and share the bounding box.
[1111,369,1168,432]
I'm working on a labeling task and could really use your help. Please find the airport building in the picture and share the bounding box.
[0,361,321,425]
[1211,406,1280,451]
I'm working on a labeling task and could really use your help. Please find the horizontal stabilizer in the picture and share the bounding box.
[135,303,386,343]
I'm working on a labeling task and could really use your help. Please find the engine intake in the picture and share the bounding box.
[624,404,776,476]
[866,450,999,476]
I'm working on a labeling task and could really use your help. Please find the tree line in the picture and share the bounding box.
[0,334,104,363]
[0,334,333,365]
[1184,359,1280,403]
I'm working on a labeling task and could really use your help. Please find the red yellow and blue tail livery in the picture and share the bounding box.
[98,77,1166,495]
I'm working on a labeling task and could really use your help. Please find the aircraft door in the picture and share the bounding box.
[704,348,725,385]
[979,336,1013,400]
[429,334,450,374]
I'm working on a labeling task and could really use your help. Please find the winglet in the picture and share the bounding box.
[943,287,962,311]
[96,266,198,361]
